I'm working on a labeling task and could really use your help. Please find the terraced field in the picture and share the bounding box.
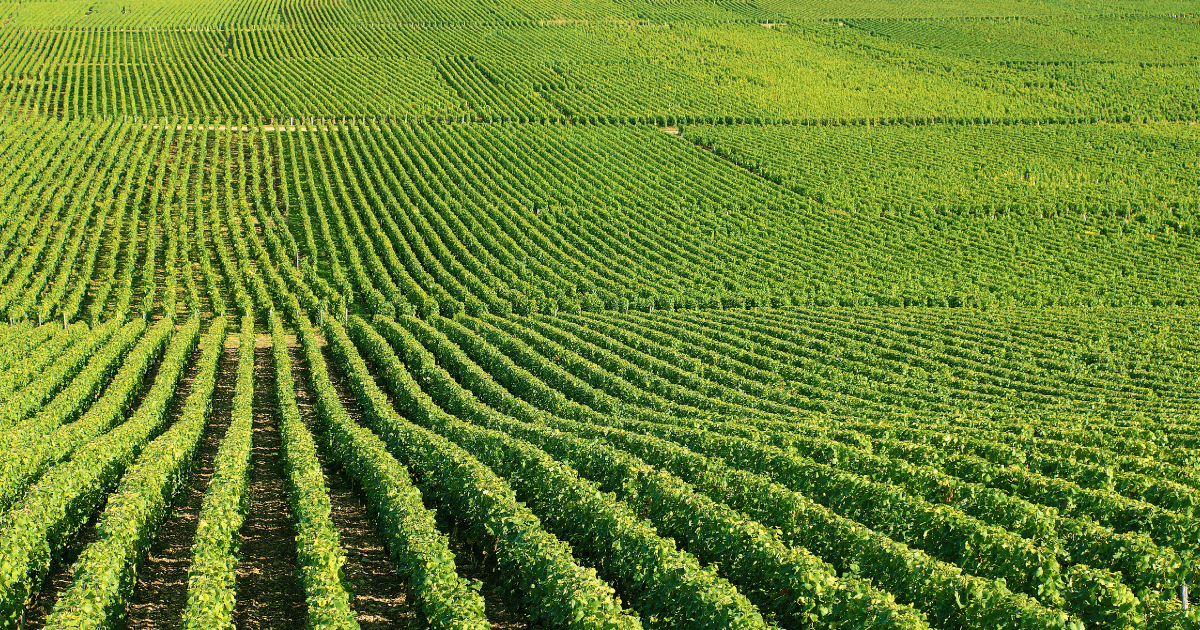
[0,0,1197,628]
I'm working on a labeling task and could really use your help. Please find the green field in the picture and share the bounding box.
[0,0,1197,628]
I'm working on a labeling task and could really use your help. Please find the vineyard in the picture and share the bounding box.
[0,0,1198,628]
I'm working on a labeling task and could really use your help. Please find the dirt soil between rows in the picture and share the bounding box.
[125,341,239,629]
[232,347,307,630]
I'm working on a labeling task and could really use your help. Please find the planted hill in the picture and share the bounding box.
[4,18,1200,124]
[1,119,1200,325]
[0,0,1198,627]
[682,121,1200,219]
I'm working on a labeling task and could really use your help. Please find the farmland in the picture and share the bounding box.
[0,0,1198,628]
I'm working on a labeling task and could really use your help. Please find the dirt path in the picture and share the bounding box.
[125,340,240,629]
[232,346,306,630]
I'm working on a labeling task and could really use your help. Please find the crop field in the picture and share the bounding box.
[0,0,1198,628]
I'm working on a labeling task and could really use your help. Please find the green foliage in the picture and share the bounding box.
[184,316,256,630]
[5,118,1199,316]
[294,314,490,630]
[372,312,931,630]
[0,0,1198,626]
[351,316,772,630]
[0,317,173,512]
[427,312,1079,629]
[0,317,203,627]
[322,317,644,630]
[0,322,95,411]
[44,318,227,630]
[268,311,360,630]
[0,318,135,430]
[683,122,1200,218]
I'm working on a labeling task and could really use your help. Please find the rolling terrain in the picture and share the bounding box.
[0,0,1197,628]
